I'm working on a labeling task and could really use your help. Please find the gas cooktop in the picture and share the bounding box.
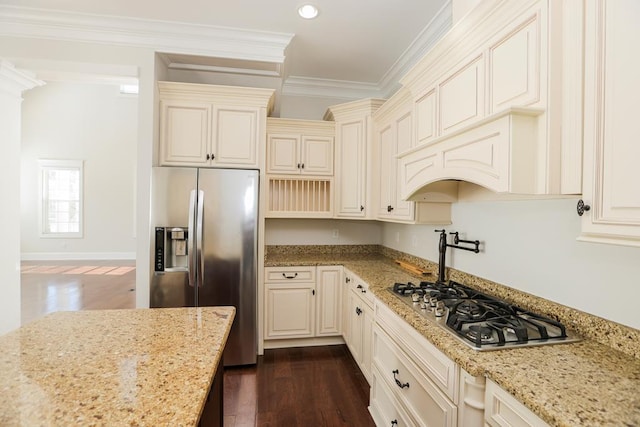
[389,281,580,351]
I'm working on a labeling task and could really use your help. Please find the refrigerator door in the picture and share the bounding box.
[197,168,259,366]
[150,167,198,308]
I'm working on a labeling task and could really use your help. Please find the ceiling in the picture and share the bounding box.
[0,0,451,100]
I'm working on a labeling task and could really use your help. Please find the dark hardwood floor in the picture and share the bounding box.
[224,345,375,427]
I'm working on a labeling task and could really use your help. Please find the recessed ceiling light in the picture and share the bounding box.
[298,4,319,19]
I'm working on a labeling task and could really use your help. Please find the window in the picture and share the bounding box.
[39,159,83,238]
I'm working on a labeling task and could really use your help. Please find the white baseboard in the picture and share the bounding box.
[21,252,136,261]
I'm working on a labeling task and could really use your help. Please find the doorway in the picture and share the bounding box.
[19,76,139,325]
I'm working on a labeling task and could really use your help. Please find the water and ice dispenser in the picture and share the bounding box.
[154,226,189,272]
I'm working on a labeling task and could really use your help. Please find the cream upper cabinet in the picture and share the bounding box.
[398,0,583,197]
[158,82,273,169]
[266,118,334,176]
[375,89,414,221]
[374,89,452,224]
[579,0,640,247]
[325,99,385,219]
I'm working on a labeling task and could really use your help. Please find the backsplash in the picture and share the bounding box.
[267,244,640,359]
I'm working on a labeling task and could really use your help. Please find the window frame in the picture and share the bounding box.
[38,159,84,239]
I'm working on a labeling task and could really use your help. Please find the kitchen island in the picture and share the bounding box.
[0,307,235,426]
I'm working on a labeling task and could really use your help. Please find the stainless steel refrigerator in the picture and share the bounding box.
[150,167,259,366]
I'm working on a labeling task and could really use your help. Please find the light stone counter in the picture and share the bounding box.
[0,307,235,426]
[266,245,640,427]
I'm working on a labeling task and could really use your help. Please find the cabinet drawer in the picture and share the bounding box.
[375,300,458,401]
[373,325,457,427]
[370,366,416,427]
[485,379,548,427]
[346,273,374,306]
[265,266,315,283]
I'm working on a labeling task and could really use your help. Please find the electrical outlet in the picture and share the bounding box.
[412,235,418,247]
[332,229,339,238]
[395,231,400,243]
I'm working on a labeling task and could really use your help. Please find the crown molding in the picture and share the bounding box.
[282,75,383,100]
[0,59,45,97]
[378,0,452,97]
[0,5,293,64]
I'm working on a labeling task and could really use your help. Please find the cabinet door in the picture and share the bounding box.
[267,134,300,174]
[316,266,342,336]
[211,105,259,167]
[377,124,395,218]
[392,110,415,221]
[335,120,367,217]
[265,283,315,339]
[159,100,211,166]
[347,290,364,363]
[361,303,374,384]
[301,136,333,175]
[581,0,640,246]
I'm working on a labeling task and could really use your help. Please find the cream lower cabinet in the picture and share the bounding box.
[343,269,375,385]
[264,266,342,342]
[372,301,485,427]
[484,379,548,427]
[579,0,640,247]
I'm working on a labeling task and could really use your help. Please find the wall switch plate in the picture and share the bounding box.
[395,231,400,243]
[412,235,418,247]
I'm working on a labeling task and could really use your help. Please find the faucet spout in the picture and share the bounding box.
[435,229,448,283]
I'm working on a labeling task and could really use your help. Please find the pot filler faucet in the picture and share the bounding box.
[435,229,480,283]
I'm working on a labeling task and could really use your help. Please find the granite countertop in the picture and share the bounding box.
[265,247,640,427]
[0,307,235,426]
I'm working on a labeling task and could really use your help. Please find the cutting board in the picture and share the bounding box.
[394,259,432,276]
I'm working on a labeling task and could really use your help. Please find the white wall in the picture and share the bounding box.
[20,81,137,260]
[382,198,640,330]
[279,95,354,120]
[265,219,382,245]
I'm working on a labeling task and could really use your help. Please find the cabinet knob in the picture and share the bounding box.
[577,199,591,216]
[387,205,394,213]
[391,421,398,426]
[345,277,351,283]
[206,154,210,160]
[355,307,362,316]
[360,205,364,211]
[301,163,304,169]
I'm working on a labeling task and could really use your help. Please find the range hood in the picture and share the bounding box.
[397,108,546,201]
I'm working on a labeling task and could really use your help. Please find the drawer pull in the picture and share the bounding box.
[355,307,362,316]
[391,421,398,426]
[282,273,298,279]
[392,369,409,389]
[356,284,363,289]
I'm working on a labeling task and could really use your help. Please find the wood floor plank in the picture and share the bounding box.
[225,345,375,427]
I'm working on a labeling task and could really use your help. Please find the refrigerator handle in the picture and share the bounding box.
[187,190,197,287]
[196,189,205,288]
